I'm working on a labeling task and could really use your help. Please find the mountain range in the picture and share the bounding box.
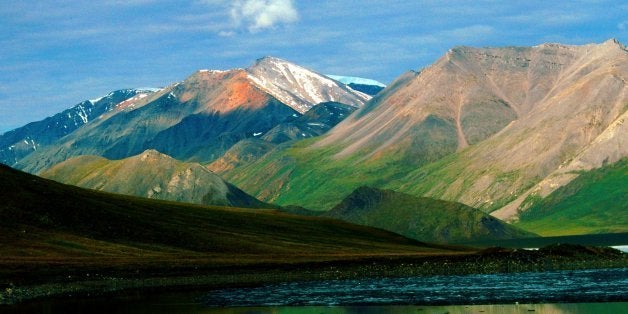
[222,39,627,235]
[0,89,157,166]
[11,57,369,174]
[1,39,626,242]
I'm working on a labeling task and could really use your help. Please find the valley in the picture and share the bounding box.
[0,164,625,305]
[0,40,626,306]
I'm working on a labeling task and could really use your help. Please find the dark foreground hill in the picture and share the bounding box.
[0,165,624,305]
[0,164,456,283]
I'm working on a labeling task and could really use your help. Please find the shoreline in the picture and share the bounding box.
[1,244,626,305]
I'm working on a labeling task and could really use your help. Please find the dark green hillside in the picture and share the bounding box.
[0,164,464,285]
[516,159,628,236]
[325,186,535,243]
[1,164,452,255]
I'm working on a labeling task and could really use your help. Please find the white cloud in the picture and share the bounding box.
[230,0,298,32]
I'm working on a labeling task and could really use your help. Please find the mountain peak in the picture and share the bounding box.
[246,56,369,113]
[138,149,177,163]
[602,38,626,50]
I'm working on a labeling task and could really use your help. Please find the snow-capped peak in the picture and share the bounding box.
[246,56,369,113]
[326,75,387,87]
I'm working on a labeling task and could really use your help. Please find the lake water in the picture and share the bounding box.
[5,268,627,313]
[202,268,627,306]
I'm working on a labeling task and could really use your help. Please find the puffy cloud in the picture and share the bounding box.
[230,0,298,32]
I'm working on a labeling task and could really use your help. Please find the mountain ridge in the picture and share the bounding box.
[0,89,156,166]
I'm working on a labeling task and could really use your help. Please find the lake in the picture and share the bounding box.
[5,268,627,313]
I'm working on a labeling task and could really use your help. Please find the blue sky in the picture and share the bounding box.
[1,0,626,133]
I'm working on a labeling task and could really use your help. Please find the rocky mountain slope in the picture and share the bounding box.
[40,149,271,208]
[260,101,358,143]
[15,57,367,174]
[224,39,627,232]
[0,89,155,166]
[325,186,535,243]
[393,39,627,219]
[207,101,357,174]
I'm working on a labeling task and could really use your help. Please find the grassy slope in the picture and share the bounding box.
[226,134,626,237]
[224,134,448,210]
[515,159,628,236]
[0,164,463,284]
[325,186,535,243]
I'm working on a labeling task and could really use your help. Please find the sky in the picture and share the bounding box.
[1,0,626,133]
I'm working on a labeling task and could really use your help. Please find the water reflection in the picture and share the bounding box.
[204,303,628,314]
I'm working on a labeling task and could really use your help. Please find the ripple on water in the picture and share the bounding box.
[201,268,628,307]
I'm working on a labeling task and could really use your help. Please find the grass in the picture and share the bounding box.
[324,186,535,243]
[516,159,628,236]
[225,123,459,211]
[0,164,463,286]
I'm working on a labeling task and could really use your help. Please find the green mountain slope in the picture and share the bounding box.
[515,159,628,236]
[40,149,271,209]
[207,138,276,175]
[325,187,535,243]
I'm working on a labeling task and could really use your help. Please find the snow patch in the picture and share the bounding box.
[76,105,88,124]
[253,132,263,136]
[89,96,104,104]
